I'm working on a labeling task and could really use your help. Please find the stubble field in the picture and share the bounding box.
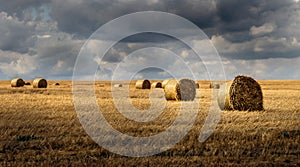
[0,80,299,166]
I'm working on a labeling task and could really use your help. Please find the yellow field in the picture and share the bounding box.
[0,80,299,166]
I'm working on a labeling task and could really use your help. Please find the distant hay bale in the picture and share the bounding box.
[195,82,200,89]
[230,75,263,111]
[164,79,196,101]
[217,76,263,111]
[114,84,122,88]
[210,82,220,89]
[217,82,233,110]
[162,79,170,88]
[11,78,25,87]
[99,84,105,87]
[135,80,151,89]
[151,82,162,89]
[53,83,60,86]
[24,82,31,86]
[33,78,47,88]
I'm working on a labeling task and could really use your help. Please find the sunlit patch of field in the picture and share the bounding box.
[0,80,299,166]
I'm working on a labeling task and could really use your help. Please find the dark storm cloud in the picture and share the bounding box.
[0,12,35,53]
[214,0,294,35]
[0,0,50,20]
[47,0,300,60]
[34,34,83,77]
[0,0,299,79]
[49,0,217,37]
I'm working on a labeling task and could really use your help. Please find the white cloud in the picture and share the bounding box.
[250,23,275,36]
[180,50,189,58]
[211,34,300,59]
[0,51,37,77]
[37,34,51,39]
[222,56,300,80]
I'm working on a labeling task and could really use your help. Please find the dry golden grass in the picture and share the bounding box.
[0,80,299,166]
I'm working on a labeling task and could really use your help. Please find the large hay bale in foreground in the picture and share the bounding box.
[11,78,25,87]
[230,75,263,111]
[151,82,162,89]
[135,80,151,89]
[33,78,47,88]
[164,79,196,101]
[162,79,170,88]
[217,76,263,111]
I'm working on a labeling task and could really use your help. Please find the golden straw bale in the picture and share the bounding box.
[33,78,47,88]
[24,82,31,85]
[114,84,122,87]
[151,82,162,88]
[209,82,220,89]
[164,79,196,101]
[135,80,151,89]
[11,78,25,87]
[217,75,263,111]
[230,75,263,111]
[217,82,233,110]
[195,82,199,89]
[162,79,170,88]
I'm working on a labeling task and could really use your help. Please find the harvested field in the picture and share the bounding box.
[0,80,299,166]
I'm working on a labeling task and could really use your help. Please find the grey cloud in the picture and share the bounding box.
[49,0,217,37]
[0,51,38,79]
[0,0,300,80]
[0,12,35,53]
[0,0,50,20]
[34,34,83,77]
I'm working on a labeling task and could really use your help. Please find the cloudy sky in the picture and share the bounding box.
[0,0,299,80]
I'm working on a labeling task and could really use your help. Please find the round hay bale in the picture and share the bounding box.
[217,82,233,110]
[114,84,122,88]
[135,80,151,89]
[162,79,170,88]
[33,78,47,88]
[11,78,25,87]
[195,82,200,89]
[230,75,263,111]
[151,82,162,88]
[164,79,196,101]
[24,82,31,86]
[210,82,220,89]
[53,83,60,86]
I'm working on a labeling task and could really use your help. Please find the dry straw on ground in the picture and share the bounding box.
[162,79,170,88]
[164,79,196,101]
[218,75,263,111]
[33,78,48,88]
[135,80,151,89]
[151,82,162,89]
[11,78,25,87]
